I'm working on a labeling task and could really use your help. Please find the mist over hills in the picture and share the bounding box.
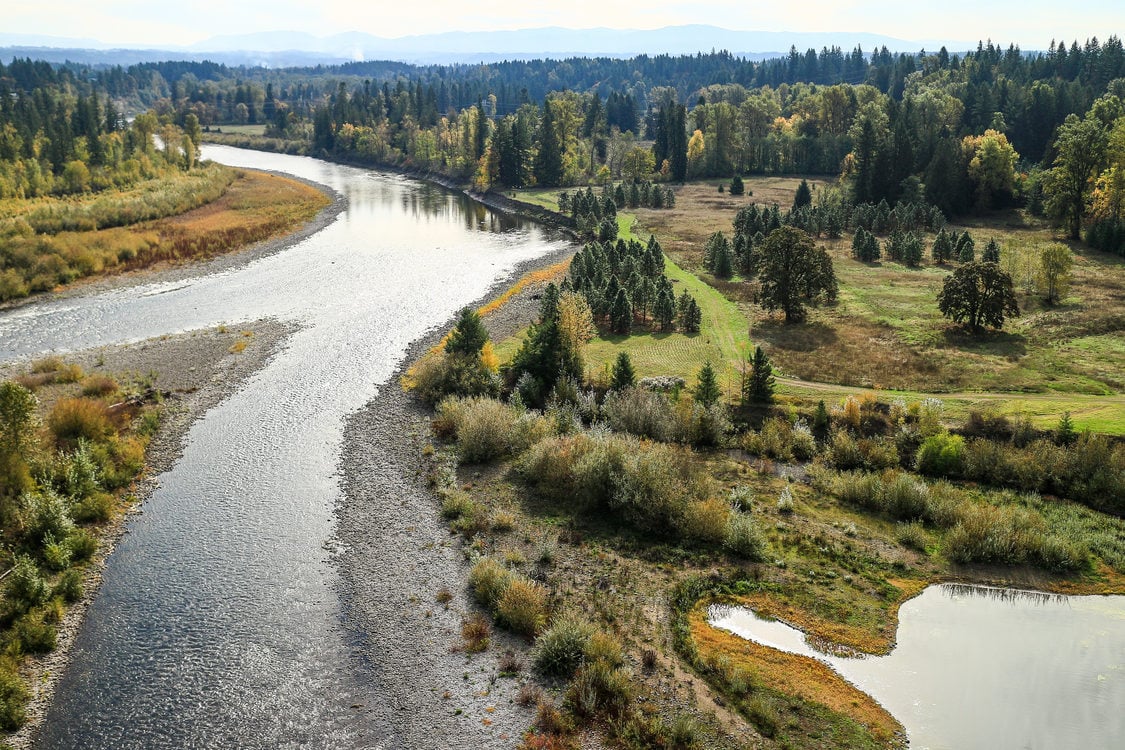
[0,25,975,67]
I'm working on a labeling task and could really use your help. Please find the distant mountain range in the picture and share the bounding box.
[0,25,977,68]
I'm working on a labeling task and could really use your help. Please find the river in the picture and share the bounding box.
[0,146,569,748]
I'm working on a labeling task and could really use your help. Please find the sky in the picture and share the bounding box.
[5,0,1123,49]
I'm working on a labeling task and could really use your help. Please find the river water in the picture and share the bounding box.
[711,583,1125,749]
[0,146,569,748]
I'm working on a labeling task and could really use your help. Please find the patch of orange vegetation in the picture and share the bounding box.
[476,259,572,318]
[689,606,903,744]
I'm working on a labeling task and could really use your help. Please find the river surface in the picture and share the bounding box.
[0,146,569,748]
[710,583,1125,750]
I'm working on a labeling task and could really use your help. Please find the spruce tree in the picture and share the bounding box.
[793,178,813,209]
[610,288,633,333]
[982,237,1001,263]
[654,288,676,332]
[446,307,489,356]
[744,346,775,404]
[956,232,976,262]
[932,229,953,264]
[694,362,722,408]
[533,99,563,187]
[611,351,636,390]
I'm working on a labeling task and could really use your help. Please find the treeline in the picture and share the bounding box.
[0,80,201,199]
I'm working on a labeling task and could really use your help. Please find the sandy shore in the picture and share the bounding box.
[1,320,295,749]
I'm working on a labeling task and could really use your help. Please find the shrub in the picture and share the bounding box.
[728,485,754,512]
[945,503,1088,571]
[602,387,675,442]
[461,613,491,652]
[468,557,512,609]
[42,533,73,571]
[534,616,595,677]
[896,521,929,551]
[4,556,49,613]
[12,612,57,654]
[407,351,499,405]
[438,397,522,463]
[681,498,731,544]
[915,432,965,476]
[567,659,632,718]
[776,485,795,514]
[439,488,475,520]
[724,512,767,560]
[495,577,549,636]
[48,398,112,445]
[0,666,28,730]
[827,429,864,469]
[68,528,97,562]
[883,473,930,520]
[21,488,75,546]
[80,376,118,397]
[54,569,84,603]
[69,491,112,524]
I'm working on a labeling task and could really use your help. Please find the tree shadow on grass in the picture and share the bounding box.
[754,319,838,352]
[942,326,1028,359]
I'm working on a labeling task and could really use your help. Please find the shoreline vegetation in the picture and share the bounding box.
[1,166,330,307]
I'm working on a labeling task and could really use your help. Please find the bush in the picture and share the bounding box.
[67,528,97,562]
[916,432,965,476]
[681,498,731,544]
[48,398,112,446]
[461,612,491,652]
[438,397,521,462]
[534,616,595,677]
[21,488,75,546]
[945,503,1088,571]
[80,376,119,397]
[407,351,499,405]
[724,512,767,560]
[0,666,28,730]
[53,569,84,603]
[4,556,49,613]
[71,492,114,523]
[495,577,549,636]
[883,473,930,520]
[827,429,864,469]
[896,521,929,551]
[468,557,512,609]
[12,612,57,654]
[602,387,675,442]
[567,659,632,718]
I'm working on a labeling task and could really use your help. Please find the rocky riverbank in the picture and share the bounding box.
[335,242,574,749]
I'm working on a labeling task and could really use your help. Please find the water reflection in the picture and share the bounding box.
[711,583,1125,750]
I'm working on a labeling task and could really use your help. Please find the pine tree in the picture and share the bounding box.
[610,288,633,333]
[932,228,953,264]
[744,346,775,404]
[793,178,813,209]
[694,362,722,408]
[446,307,489,356]
[956,232,976,262]
[611,351,636,390]
[982,237,1001,263]
[534,99,563,187]
[730,174,745,196]
[654,288,676,331]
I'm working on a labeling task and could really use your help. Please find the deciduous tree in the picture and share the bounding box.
[937,261,1020,332]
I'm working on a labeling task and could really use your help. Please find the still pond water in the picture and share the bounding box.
[711,583,1125,749]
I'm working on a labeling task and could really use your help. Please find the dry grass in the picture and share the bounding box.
[0,170,327,301]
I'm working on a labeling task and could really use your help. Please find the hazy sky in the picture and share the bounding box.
[6,0,1122,48]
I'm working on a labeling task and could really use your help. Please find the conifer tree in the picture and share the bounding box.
[744,346,775,404]
[694,362,722,408]
[611,352,636,390]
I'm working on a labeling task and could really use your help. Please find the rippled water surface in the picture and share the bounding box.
[711,584,1125,750]
[0,146,569,748]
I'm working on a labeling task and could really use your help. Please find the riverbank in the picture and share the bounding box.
[336,241,576,749]
[0,320,293,749]
[0,170,343,314]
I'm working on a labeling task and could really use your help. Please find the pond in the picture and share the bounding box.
[710,583,1125,749]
